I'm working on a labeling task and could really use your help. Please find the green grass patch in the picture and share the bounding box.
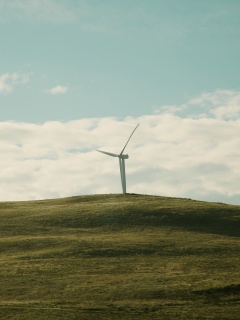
[0,194,239,319]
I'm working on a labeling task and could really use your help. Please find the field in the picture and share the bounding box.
[0,193,239,319]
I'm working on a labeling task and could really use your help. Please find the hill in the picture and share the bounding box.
[0,194,239,319]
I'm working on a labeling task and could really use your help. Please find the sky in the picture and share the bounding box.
[0,0,240,204]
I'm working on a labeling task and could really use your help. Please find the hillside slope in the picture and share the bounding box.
[0,194,239,319]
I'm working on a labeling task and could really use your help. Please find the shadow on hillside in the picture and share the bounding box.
[43,205,240,237]
[148,207,240,237]
[193,284,240,298]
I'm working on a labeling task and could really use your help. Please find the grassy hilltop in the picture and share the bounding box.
[0,193,239,320]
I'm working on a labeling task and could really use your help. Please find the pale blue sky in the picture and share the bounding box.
[1,0,240,122]
[0,0,240,204]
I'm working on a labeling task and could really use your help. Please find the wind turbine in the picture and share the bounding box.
[96,123,139,194]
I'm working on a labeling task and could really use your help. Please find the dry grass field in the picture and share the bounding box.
[0,194,239,319]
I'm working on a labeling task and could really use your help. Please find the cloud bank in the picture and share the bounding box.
[0,89,239,204]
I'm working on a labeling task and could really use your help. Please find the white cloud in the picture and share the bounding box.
[47,85,69,95]
[0,73,30,94]
[0,89,239,204]
[155,89,240,120]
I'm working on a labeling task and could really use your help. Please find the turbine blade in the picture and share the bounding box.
[96,150,118,157]
[120,123,140,155]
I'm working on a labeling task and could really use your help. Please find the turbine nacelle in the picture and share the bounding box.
[119,154,129,159]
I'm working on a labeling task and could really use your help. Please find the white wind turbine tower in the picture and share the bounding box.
[96,123,139,194]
